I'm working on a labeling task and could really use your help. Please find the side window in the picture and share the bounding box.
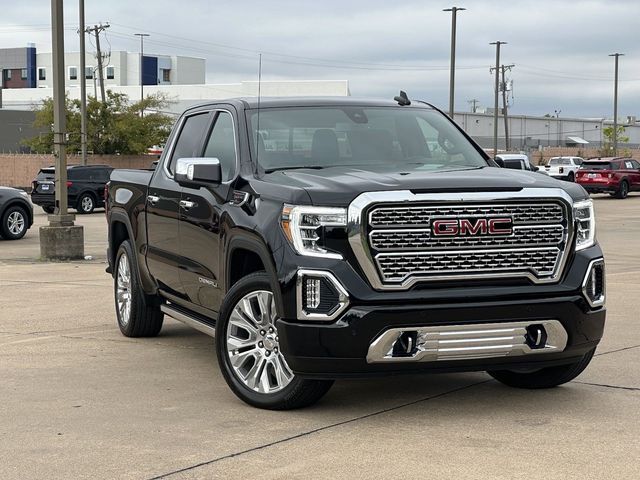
[631,160,640,169]
[624,160,634,169]
[203,111,237,182]
[168,113,210,174]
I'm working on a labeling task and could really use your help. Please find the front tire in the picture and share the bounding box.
[488,348,596,389]
[1,205,28,240]
[77,193,95,214]
[216,272,333,410]
[114,240,164,337]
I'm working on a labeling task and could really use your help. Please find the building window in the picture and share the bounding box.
[85,67,93,79]
[106,66,114,80]
[5,69,12,80]
[162,69,170,82]
[21,68,28,80]
[38,68,46,81]
[69,67,78,80]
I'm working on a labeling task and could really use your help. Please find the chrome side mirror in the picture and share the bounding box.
[175,157,222,188]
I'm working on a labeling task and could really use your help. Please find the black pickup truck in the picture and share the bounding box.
[106,96,605,410]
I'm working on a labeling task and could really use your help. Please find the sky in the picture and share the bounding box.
[1,0,639,118]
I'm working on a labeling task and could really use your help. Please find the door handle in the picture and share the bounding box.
[179,200,195,210]
[147,195,160,205]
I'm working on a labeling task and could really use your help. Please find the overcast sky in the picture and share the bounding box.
[2,0,639,118]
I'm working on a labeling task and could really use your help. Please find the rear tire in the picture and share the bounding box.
[114,240,164,337]
[567,171,575,182]
[488,348,596,389]
[43,206,55,214]
[216,272,333,410]
[77,193,96,214]
[615,180,629,199]
[1,205,28,240]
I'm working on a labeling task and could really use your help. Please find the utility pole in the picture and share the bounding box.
[490,64,515,151]
[40,0,84,260]
[490,41,506,157]
[135,33,150,116]
[468,99,479,113]
[443,7,465,119]
[609,53,624,155]
[86,23,109,103]
[79,0,87,165]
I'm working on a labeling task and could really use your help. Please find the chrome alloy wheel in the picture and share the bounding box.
[7,211,25,236]
[116,254,132,326]
[226,290,294,394]
[81,196,94,212]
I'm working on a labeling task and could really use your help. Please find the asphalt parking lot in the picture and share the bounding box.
[1,195,639,480]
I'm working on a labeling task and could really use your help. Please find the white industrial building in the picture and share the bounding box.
[34,51,205,89]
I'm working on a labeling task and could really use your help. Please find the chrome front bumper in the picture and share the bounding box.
[366,320,568,364]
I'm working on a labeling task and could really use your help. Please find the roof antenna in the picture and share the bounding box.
[254,53,262,175]
[394,90,411,106]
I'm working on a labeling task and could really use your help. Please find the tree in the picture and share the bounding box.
[600,125,629,157]
[23,91,175,155]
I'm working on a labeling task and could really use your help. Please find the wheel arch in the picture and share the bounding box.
[225,230,284,317]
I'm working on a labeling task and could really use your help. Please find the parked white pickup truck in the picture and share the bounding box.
[544,156,584,182]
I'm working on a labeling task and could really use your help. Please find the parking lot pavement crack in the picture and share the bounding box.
[594,344,640,357]
[574,381,640,392]
[146,379,491,480]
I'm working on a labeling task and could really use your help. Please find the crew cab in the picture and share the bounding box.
[576,157,640,199]
[106,96,606,410]
[544,156,584,182]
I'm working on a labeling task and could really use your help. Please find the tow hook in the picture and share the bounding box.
[525,324,548,350]
[392,331,419,357]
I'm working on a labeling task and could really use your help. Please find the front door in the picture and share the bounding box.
[146,111,212,299]
[179,109,238,313]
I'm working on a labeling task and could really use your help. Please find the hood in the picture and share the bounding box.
[259,165,588,206]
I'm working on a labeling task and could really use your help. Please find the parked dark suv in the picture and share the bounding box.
[31,165,113,214]
[0,186,34,240]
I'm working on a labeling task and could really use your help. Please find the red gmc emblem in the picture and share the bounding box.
[432,217,513,236]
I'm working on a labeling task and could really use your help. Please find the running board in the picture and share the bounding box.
[160,304,216,337]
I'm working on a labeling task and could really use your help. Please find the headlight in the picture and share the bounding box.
[281,205,347,259]
[574,199,595,251]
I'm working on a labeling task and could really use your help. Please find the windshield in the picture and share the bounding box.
[549,158,571,166]
[247,106,487,172]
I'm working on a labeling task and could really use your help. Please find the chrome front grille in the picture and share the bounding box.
[375,248,561,283]
[347,190,574,290]
[370,225,564,250]
[370,203,564,227]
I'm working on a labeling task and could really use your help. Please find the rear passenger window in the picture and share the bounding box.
[624,160,634,169]
[203,112,237,182]
[168,113,211,174]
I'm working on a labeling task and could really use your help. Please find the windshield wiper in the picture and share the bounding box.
[264,165,327,173]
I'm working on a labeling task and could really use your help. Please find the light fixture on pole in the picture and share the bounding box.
[443,7,465,119]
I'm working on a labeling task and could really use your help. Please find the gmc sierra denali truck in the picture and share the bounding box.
[106,96,606,410]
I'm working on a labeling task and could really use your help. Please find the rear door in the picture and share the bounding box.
[179,108,238,313]
[622,159,640,190]
[146,111,212,299]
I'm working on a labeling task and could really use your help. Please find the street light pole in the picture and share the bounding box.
[79,0,87,165]
[490,41,506,158]
[135,33,149,116]
[41,0,84,260]
[443,7,465,119]
[609,53,624,155]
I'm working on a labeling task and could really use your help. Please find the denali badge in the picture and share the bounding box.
[432,217,513,236]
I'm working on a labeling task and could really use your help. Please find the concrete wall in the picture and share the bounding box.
[0,154,155,189]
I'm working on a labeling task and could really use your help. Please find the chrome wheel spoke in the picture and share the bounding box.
[226,289,294,394]
[116,255,132,326]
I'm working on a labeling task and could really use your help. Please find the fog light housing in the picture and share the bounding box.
[582,258,605,308]
[296,270,349,321]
